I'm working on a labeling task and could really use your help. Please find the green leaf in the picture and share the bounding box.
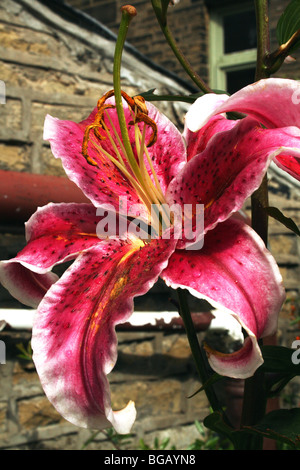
[138,89,203,103]
[138,89,228,104]
[139,438,150,450]
[265,206,300,236]
[261,345,300,373]
[194,419,206,437]
[81,430,101,449]
[16,341,32,361]
[187,373,222,399]
[243,408,300,449]
[203,411,234,440]
[261,345,300,397]
[276,0,300,53]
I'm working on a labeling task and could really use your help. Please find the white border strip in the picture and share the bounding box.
[0,309,35,330]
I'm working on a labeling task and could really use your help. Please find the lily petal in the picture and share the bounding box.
[0,203,103,307]
[273,153,300,181]
[167,117,300,239]
[183,115,237,162]
[0,263,57,308]
[1,203,103,274]
[186,79,300,132]
[185,93,229,132]
[185,79,300,180]
[31,236,177,433]
[161,217,285,378]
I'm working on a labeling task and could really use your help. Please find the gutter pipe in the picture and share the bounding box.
[0,169,89,227]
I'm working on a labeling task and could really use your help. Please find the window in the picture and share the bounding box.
[209,3,257,94]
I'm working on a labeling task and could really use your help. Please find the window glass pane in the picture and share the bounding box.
[226,68,256,94]
[224,10,257,53]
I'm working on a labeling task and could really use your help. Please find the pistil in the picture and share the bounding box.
[82,5,172,236]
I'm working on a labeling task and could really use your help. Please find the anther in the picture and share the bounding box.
[130,112,157,147]
[82,89,158,163]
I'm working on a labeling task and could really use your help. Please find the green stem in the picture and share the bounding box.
[239,362,267,450]
[151,0,212,93]
[254,0,270,81]
[248,0,270,250]
[267,28,300,75]
[113,5,141,178]
[240,0,271,450]
[253,0,270,268]
[176,289,222,414]
[251,174,269,246]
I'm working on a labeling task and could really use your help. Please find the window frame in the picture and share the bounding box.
[209,2,257,92]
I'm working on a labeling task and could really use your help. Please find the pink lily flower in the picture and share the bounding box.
[185,78,300,180]
[0,86,295,432]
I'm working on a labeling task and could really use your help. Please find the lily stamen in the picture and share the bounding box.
[91,139,153,214]
[82,90,172,235]
[100,115,130,168]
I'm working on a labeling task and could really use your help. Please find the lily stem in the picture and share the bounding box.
[151,0,212,93]
[240,0,271,450]
[254,0,270,81]
[176,288,222,415]
[113,5,141,178]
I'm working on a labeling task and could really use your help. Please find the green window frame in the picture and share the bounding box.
[209,3,257,93]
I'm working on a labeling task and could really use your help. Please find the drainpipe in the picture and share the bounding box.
[0,169,89,228]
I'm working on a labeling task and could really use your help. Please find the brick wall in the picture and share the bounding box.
[66,0,300,87]
[0,327,212,450]
[67,0,209,88]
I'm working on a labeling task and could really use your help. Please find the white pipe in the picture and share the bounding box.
[0,308,242,340]
[0,309,35,330]
[0,309,182,331]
